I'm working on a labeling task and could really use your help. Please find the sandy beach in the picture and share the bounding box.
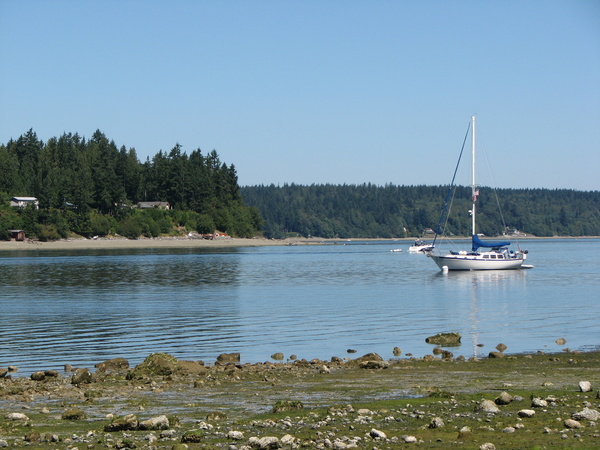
[0,236,323,252]
[0,235,420,252]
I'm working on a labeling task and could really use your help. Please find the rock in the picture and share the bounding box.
[402,435,417,443]
[250,436,280,449]
[31,371,46,381]
[228,430,244,440]
[495,391,514,405]
[441,350,454,359]
[350,352,383,364]
[425,332,461,345]
[502,426,516,433]
[564,419,581,428]
[370,428,387,439]
[479,444,496,450]
[280,434,295,445]
[24,431,40,443]
[206,411,228,421]
[572,407,600,421]
[359,360,389,369]
[104,414,139,432]
[139,415,169,430]
[0,368,7,378]
[62,408,86,420]
[495,343,507,352]
[393,346,402,356]
[271,352,284,360]
[7,366,17,372]
[95,357,129,372]
[71,368,93,385]
[5,412,29,421]
[476,399,499,413]
[579,381,592,392]
[432,347,442,355]
[429,417,445,428]
[518,409,536,418]
[531,397,548,408]
[0,439,7,447]
[44,370,59,377]
[488,351,504,358]
[216,352,241,363]
[556,338,567,345]
[458,426,472,439]
[272,400,303,413]
[181,430,205,443]
[346,349,357,353]
[320,365,331,374]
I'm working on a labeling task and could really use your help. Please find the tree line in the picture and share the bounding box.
[241,183,600,239]
[0,129,262,240]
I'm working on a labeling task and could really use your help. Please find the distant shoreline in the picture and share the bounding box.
[0,235,597,252]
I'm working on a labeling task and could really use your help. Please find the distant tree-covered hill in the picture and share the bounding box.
[241,183,600,239]
[0,129,262,240]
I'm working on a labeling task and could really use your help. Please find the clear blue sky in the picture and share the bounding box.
[1,0,599,190]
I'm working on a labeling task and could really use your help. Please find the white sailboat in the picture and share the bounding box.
[424,116,530,271]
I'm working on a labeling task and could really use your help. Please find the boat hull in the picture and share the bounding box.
[428,254,525,271]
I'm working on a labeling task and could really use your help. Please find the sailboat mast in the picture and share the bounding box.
[471,115,476,237]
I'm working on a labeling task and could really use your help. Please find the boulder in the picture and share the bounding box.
[555,338,567,345]
[370,428,387,439]
[531,397,548,408]
[139,415,169,430]
[518,409,536,418]
[31,371,46,381]
[564,419,581,429]
[393,347,402,356]
[488,351,504,358]
[228,430,244,440]
[495,343,507,352]
[0,368,7,378]
[495,391,514,405]
[425,332,461,346]
[216,352,240,363]
[62,408,87,420]
[271,352,284,361]
[579,381,592,392]
[95,357,129,372]
[429,417,445,428]
[572,407,600,421]
[104,414,139,432]
[476,399,499,413]
[5,412,29,421]
[71,368,93,385]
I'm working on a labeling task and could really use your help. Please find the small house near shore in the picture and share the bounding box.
[137,201,171,210]
[8,230,26,241]
[10,197,39,209]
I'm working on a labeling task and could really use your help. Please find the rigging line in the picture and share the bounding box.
[479,135,508,232]
[431,120,471,248]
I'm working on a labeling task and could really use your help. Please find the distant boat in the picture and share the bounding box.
[424,116,530,271]
[408,239,432,253]
[390,248,403,252]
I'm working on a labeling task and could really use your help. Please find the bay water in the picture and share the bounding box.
[1,239,598,376]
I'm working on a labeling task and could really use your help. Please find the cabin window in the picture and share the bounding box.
[483,255,489,259]
[498,254,504,259]
[490,255,496,259]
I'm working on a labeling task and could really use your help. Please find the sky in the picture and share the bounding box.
[1,0,599,191]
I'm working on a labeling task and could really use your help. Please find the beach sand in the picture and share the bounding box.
[0,236,335,252]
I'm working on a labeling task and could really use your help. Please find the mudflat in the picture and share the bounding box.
[1,350,599,448]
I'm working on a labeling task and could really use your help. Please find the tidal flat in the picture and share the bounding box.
[1,350,599,449]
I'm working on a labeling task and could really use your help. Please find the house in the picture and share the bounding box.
[137,201,171,210]
[8,230,26,241]
[10,197,39,209]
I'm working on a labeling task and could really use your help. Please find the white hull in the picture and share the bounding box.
[428,253,525,271]
[408,245,431,253]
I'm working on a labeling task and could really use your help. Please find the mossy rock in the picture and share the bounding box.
[104,414,138,432]
[206,411,228,421]
[272,400,304,413]
[62,408,87,420]
[182,429,205,443]
[425,332,462,346]
[126,353,206,379]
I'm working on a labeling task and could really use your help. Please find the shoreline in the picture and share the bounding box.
[0,235,597,252]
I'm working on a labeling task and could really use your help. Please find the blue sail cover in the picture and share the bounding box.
[472,234,511,252]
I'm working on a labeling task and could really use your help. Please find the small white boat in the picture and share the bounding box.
[424,116,530,271]
[408,239,432,253]
[390,248,403,252]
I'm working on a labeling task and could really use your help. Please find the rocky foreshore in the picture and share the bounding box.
[1,349,599,449]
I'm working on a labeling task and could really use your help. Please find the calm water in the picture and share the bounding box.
[1,239,599,376]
